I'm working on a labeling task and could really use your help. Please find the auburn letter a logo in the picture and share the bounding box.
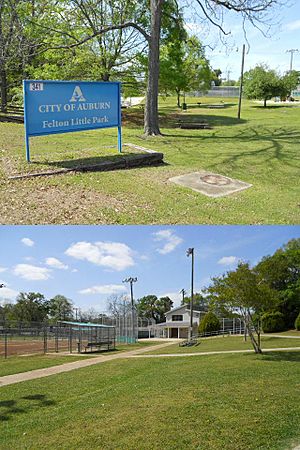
[69,86,86,102]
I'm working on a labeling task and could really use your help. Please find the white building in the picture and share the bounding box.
[156,304,206,339]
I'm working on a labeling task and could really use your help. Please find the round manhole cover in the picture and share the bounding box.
[200,174,231,186]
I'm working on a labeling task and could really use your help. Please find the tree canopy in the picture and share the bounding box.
[0,0,286,134]
[243,65,300,106]
[207,262,278,353]
[136,294,173,322]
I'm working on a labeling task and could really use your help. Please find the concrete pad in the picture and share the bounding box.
[169,171,252,198]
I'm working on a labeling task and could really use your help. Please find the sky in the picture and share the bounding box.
[0,225,299,312]
[184,0,300,79]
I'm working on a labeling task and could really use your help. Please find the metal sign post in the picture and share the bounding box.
[23,80,122,162]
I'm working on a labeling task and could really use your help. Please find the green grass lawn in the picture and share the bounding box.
[0,351,300,449]
[0,354,94,377]
[144,335,300,355]
[266,330,300,336]
[0,341,161,377]
[1,97,299,224]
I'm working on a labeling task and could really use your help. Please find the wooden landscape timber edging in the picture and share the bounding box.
[0,104,24,123]
[0,114,24,123]
[8,145,164,180]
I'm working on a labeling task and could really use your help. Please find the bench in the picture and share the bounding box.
[177,123,212,130]
[79,341,113,353]
[176,121,212,130]
[179,338,198,347]
[197,103,225,109]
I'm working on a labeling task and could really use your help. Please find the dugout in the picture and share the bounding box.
[59,321,116,353]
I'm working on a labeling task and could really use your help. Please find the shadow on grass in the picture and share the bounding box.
[189,102,236,109]
[31,152,167,171]
[123,108,246,129]
[163,114,247,131]
[260,351,300,362]
[252,104,300,109]
[0,394,56,422]
[165,126,300,170]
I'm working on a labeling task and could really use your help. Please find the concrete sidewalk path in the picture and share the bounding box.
[0,342,174,388]
[262,334,300,339]
[130,346,300,358]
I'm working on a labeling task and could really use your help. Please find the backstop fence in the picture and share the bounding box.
[0,313,138,358]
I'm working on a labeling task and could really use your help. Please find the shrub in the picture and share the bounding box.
[261,311,286,333]
[199,311,220,334]
[295,312,300,331]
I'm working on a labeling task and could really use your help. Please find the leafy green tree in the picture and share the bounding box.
[159,35,211,107]
[255,238,300,328]
[156,296,173,322]
[182,292,209,311]
[198,311,220,333]
[136,294,173,323]
[13,292,48,323]
[136,295,158,321]
[211,69,222,86]
[48,295,73,322]
[0,302,16,322]
[243,65,282,107]
[207,262,278,353]
[0,0,38,110]
[261,311,286,333]
[281,70,300,99]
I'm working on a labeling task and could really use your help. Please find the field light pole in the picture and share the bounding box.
[122,277,137,342]
[180,288,187,305]
[186,248,194,341]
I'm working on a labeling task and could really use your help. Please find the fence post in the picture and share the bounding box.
[4,326,8,359]
[70,325,73,353]
[55,325,59,353]
[43,322,47,354]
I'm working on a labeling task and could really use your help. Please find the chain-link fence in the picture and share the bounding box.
[0,312,139,358]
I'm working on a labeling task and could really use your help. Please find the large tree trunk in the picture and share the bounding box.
[0,67,8,112]
[176,90,181,108]
[144,0,162,136]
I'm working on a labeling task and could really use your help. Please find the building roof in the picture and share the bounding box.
[156,321,198,328]
[59,321,114,328]
[165,304,205,315]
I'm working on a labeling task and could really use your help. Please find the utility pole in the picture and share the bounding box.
[286,49,299,72]
[180,288,187,305]
[122,277,138,342]
[74,307,79,321]
[186,248,194,341]
[238,44,246,120]
[226,68,232,83]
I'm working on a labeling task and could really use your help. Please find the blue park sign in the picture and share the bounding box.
[23,80,122,162]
